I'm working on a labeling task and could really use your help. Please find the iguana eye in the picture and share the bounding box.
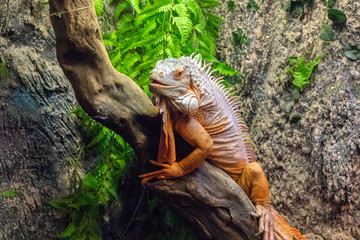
[174,66,185,78]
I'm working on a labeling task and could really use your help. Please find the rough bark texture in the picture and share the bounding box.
[48,0,261,239]
[1,0,359,239]
[49,0,160,164]
[215,1,360,239]
[0,0,260,239]
[0,0,82,239]
[148,162,260,240]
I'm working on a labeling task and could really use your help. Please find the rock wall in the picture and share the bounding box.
[0,1,82,239]
[1,0,359,239]
[215,0,359,239]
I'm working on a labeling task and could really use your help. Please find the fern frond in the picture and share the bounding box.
[2,190,19,198]
[93,0,104,16]
[87,126,110,148]
[113,1,130,23]
[135,1,172,26]
[215,62,240,76]
[195,17,206,34]
[123,52,141,69]
[205,12,223,23]
[56,222,76,238]
[138,19,157,38]
[109,48,122,66]
[127,0,141,13]
[172,16,192,42]
[83,175,100,190]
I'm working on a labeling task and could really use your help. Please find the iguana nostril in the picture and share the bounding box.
[160,72,164,77]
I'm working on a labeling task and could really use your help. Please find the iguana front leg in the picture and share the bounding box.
[140,117,213,184]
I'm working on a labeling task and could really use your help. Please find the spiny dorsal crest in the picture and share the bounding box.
[179,53,256,162]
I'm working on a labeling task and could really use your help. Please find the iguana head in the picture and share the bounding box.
[149,57,199,115]
[149,58,190,97]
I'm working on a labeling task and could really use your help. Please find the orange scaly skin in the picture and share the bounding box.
[140,55,307,240]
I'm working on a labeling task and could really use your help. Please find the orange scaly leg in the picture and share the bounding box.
[140,117,213,184]
[237,162,307,240]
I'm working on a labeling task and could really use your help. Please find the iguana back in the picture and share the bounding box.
[159,54,256,180]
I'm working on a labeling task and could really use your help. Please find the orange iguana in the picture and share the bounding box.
[140,54,307,240]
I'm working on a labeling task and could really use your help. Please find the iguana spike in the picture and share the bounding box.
[209,69,218,76]
[223,88,233,95]
[229,89,240,97]
[179,54,257,163]
[214,76,224,84]
[193,54,200,64]
[206,64,213,74]
[201,62,212,71]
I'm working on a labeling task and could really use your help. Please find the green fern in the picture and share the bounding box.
[94,0,104,16]
[53,0,241,239]
[2,190,19,198]
[287,55,322,90]
[103,0,239,94]
[56,222,76,238]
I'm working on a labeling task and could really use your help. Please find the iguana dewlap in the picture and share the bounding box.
[140,54,307,240]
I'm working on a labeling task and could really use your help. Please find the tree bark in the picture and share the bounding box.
[147,162,260,240]
[0,1,82,239]
[48,0,261,239]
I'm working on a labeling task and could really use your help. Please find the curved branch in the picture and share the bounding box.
[148,162,261,240]
[49,0,160,163]
[48,0,260,239]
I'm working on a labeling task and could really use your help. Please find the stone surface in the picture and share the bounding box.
[215,0,359,239]
[1,0,359,239]
[0,1,82,239]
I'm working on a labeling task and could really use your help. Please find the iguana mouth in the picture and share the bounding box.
[150,78,168,86]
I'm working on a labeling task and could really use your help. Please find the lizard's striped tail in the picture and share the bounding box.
[271,208,308,240]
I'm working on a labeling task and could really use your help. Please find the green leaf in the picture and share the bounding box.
[283,2,292,12]
[172,16,192,42]
[288,56,298,66]
[302,0,314,7]
[327,9,347,23]
[93,0,104,16]
[328,0,336,8]
[291,87,300,100]
[127,0,141,13]
[321,0,336,8]
[344,44,360,60]
[247,0,259,11]
[113,2,130,23]
[228,1,235,12]
[319,24,334,41]
[284,99,295,113]
[295,4,304,14]
[56,222,76,238]
[291,56,322,90]
[83,175,99,190]
[0,61,9,80]
[2,190,19,198]
[290,114,302,129]
[232,28,247,46]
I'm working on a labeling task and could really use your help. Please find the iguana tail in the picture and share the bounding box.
[272,208,308,240]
